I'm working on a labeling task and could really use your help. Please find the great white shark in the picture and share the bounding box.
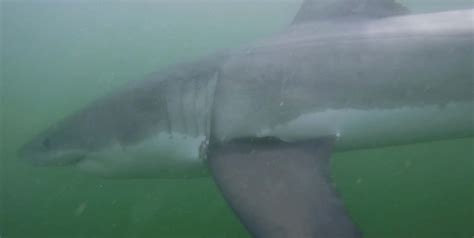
[19,0,473,237]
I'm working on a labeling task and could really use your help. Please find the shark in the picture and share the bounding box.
[18,0,473,237]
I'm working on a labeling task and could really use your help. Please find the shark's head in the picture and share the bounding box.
[19,119,89,167]
[18,110,210,179]
[18,59,220,178]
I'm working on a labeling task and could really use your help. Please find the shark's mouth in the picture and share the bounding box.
[22,150,87,167]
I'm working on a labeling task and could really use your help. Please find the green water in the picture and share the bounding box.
[1,0,473,237]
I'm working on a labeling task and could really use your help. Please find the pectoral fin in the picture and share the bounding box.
[208,137,361,238]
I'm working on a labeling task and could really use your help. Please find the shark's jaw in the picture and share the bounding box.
[20,149,87,167]
[19,131,210,178]
[18,138,87,166]
[74,132,209,179]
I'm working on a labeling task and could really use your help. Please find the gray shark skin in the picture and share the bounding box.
[213,9,473,149]
[18,0,474,237]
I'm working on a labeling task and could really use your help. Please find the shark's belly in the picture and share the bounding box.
[76,133,209,178]
[254,102,474,150]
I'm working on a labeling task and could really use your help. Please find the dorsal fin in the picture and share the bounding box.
[292,0,409,24]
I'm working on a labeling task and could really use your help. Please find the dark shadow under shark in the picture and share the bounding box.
[19,0,474,237]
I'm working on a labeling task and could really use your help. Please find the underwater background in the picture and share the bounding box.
[1,0,473,237]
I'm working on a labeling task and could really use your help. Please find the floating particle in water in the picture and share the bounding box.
[74,202,88,216]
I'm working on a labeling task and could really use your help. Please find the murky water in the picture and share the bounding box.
[1,1,473,237]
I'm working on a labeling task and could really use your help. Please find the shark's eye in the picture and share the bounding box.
[42,138,51,149]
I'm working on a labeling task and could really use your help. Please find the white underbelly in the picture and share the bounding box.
[75,102,472,178]
[76,133,209,178]
[256,102,473,150]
